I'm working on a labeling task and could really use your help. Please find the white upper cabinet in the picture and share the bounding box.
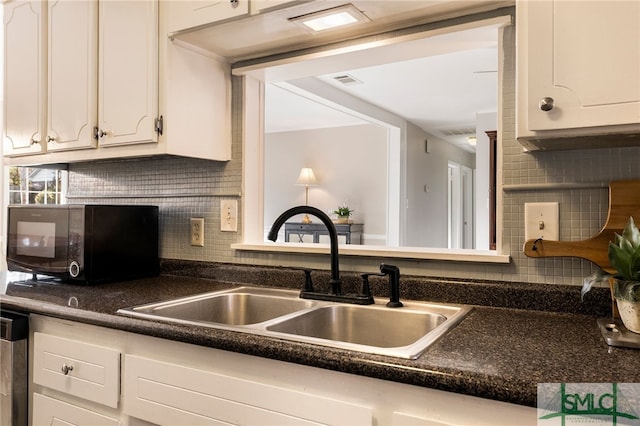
[3,0,47,156]
[4,0,232,165]
[167,0,249,33]
[3,0,159,158]
[161,40,232,161]
[47,0,98,152]
[98,0,158,147]
[517,0,640,145]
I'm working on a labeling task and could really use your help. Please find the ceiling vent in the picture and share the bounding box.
[438,127,476,137]
[332,74,363,86]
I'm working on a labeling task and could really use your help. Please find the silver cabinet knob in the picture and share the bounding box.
[61,364,74,375]
[30,138,40,145]
[46,135,55,143]
[230,0,239,6]
[539,97,555,112]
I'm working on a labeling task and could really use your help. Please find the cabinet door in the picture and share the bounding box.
[124,355,372,426]
[3,0,47,156]
[525,0,640,132]
[47,0,98,152]
[164,41,232,160]
[33,393,121,426]
[98,0,158,147]
[168,0,249,33]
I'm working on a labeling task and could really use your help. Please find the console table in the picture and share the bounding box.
[284,222,363,244]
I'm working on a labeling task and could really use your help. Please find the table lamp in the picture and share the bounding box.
[295,167,318,223]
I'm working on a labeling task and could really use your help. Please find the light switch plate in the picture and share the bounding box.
[221,199,238,232]
[524,202,559,241]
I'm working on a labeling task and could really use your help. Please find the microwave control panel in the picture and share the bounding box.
[68,207,85,276]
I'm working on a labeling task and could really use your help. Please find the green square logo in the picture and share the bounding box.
[538,383,640,425]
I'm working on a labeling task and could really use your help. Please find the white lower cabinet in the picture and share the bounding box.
[32,332,120,408]
[30,315,123,426]
[123,354,372,425]
[29,314,536,426]
[33,393,120,426]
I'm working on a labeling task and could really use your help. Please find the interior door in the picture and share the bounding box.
[448,162,461,249]
[461,165,474,249]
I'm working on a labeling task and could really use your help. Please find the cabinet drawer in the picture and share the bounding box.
[124,354,372,425]
[33,393,120,426]
[33,332,120,408]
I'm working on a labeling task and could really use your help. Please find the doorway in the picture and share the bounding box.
[448,162,474,249]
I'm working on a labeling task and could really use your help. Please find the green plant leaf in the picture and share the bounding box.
[333,206,353,216]
[621,237,635,255]
[581,270,611,301]
[624,217,640,248]
[609,242,634,280]
[631,254,640,281]
[584,217,640,302]
[613,279,640,302]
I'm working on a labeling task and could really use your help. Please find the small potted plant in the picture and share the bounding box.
[332,205,354,224]
[582,217,640,333]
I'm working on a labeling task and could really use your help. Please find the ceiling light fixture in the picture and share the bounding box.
[467,136,477,146]
[289,4,370,32]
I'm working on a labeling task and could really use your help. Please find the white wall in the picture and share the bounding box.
[265,124,388,244]
[0,4,5,270]
[405,123,475,248]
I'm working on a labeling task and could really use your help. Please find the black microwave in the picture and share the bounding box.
[7,205,159,284]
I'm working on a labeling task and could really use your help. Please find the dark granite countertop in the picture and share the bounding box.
[1,262,637,408]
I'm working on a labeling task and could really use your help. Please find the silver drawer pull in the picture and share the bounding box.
[61,364,74,375]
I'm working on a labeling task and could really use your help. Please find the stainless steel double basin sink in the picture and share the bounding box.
[117,286,471,359]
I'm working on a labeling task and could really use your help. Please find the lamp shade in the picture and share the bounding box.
[295,168,318,186]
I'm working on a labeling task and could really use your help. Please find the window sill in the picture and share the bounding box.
[231,243,511,264]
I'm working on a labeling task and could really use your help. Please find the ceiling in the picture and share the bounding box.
[263,26,499,152]
[176,1,507,152]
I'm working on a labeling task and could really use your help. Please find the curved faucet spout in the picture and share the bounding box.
[268,206,341,294]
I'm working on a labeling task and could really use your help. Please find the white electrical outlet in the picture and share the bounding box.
[221,200,238,232]
[190,218,205,247]
[524,202,559,241]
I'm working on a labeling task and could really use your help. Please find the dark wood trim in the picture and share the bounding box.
[486,130,497,251]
